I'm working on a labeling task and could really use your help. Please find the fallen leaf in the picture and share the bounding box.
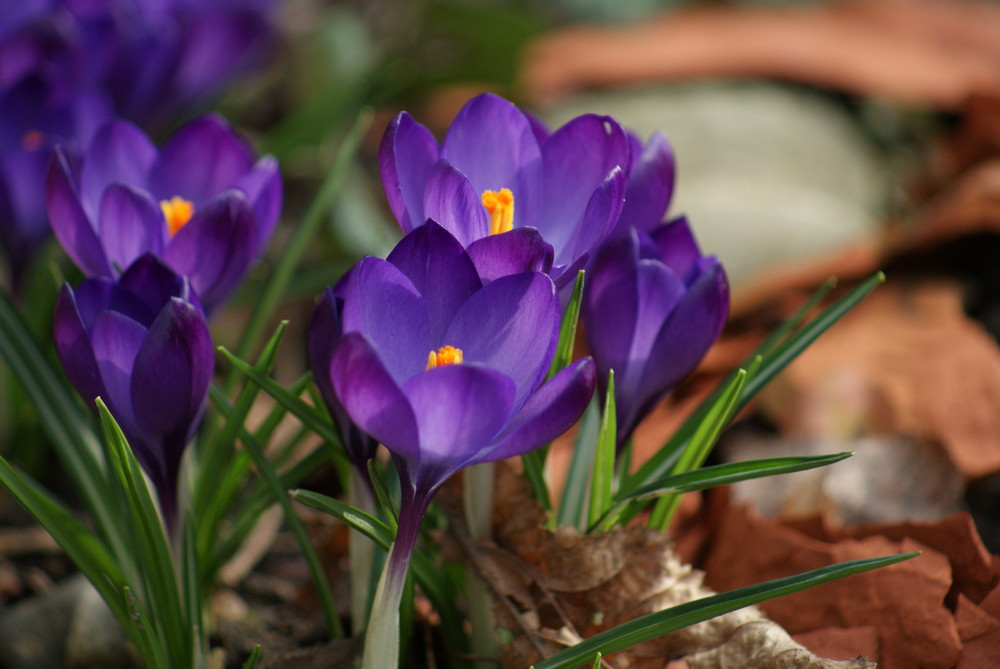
[702,505,962,669]
[759,280,1000,478]
[521,0,1000,109]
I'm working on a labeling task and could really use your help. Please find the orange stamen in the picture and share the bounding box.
[481,188,514,235]
[160,196,195,236]
[426,345,464,369]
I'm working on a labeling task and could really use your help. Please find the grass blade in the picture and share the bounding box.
[217,346,343,447]
[556,399,599,530]
[230,109,373,373]
[646,369,747,530]
[623,453,853,500]
[96,399,191,668]
[587,371,616,530]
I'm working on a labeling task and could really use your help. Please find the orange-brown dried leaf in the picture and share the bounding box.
[760,280,1000,478]
[703,505,962,669]
[520,0,1000,109]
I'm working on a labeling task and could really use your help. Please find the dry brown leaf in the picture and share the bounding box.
[759,279,1000,478]
[702,505,962,669]
[521,0,1000,109]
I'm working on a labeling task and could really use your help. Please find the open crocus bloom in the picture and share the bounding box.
[46,113,281,314]
[321,221,595,496]
[379,93,633,286]
[583,219,729,449]
[53,254,213,528]
[316,222,595,667]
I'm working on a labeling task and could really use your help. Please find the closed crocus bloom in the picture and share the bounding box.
[379,93,632,286]
[315,222,595,667]
[583,219,729,449]
[53,254,213,528]
[46,113,281,314]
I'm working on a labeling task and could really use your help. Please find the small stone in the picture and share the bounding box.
[0,574,87,669]
[64,578,139,669]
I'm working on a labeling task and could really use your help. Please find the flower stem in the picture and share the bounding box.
[361,488,430,669]
[464,463,498,668]
[349,467,377,634]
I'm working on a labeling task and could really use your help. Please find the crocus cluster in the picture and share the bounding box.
[376,92,727,448]
[0,0,275,286]
[47,114,282,315]
[53,254,213,530]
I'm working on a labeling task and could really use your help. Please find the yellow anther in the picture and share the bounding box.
[481,188,514,235]
[426,345,464,370]
[160,196,195,236]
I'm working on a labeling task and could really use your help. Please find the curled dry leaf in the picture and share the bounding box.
[484,464,874,668]
[520,0,1000,109]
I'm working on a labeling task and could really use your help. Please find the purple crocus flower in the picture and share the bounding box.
[46,113,282,314]
[0,77,109,290]
[313,222,595,660]
[379,93,632,286]
[583,219,729,448]
[53,253,213,529]
[57,0,276,129]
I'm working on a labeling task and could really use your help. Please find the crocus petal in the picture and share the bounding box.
[625,261,729,437]
[445,271,558,410]
[481,357,595,463]
[46,148,111,276]
[172,12,272,106]
[537,114,630,251]
[151,114,255,205]
[466,227,554,283]
[421,161,490,247]
[53,284,104,409]
[650,217,701,283]
[583,232,641,395]
[338,257,431,383]
[386,221,481,343]
[627,261,686,368]
[309,287,343,416]
[89,310,146,437]
[163,190,256,313]
[331,332,420,459]
[79,120,156,213]
[379,112,438,232]
[309,288,378,467]
[554,165,627,277]
[131,297,213,453]
[401,363,515,488]
[522,109,551,145]
[618,132,674,236]
[234,155,282,256]
[118,254,195,324]
[97,184,166,272]
[441,93,541,198]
